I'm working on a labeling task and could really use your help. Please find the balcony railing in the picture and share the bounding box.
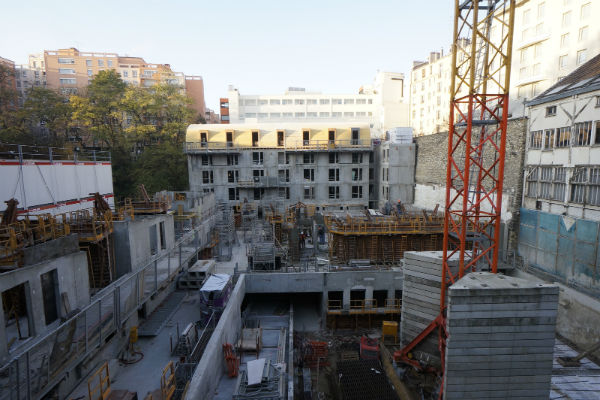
[185,139,370,153]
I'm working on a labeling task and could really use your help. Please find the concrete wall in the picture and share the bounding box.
[518,208,600,296]
[113,214,176,277]
[0,250,89,362]
[185,275,245,400]
[413,117,528,250]
[245,270,403,309]
[377,141,416,209]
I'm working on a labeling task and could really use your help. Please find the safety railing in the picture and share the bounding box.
[0,225,204,400]
[327,299,402,314]
[184,138,371,152]
[0,143,111,162]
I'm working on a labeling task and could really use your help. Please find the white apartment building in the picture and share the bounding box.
[14,54,46,105]
[410,0,600,136]
[225,71,408,137]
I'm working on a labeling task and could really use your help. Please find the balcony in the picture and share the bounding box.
[184,139,371,153]
[236,176,283,188]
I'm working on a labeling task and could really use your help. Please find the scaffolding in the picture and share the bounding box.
[324,211,445,266]
[216,202,235,261]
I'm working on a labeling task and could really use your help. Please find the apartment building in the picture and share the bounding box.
[185,76,207,119]
[223,71,408,136]
[409,0,600,136]
[519,53,600,292]
[185,122,416,212]
[14,55,46,105]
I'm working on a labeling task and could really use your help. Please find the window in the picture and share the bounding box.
[87,69,93,76]
[295,112,305,118]
[553,167,566,201]
[523,9,531,24]
[562,11,571,27]
[252,152,264,165]
[40,270,59,325]
[556,127,571,147]
[581,2,591,19]
[98,59,104,67]
[331,112,341,117]
[227,154,238,165]
[344,99,355,104]
[352,186,363,199]
[303,153,315,164]
[59,78,76,84]
[520,47,529,63]
[254,188,264,200]
[526,167,538,197]
[132,70,138,78]
[270,99,280,105]
[546,106,557,116]
[351,128,360,145]
[107,59,113,67]
[574,122,592,145]
[329,186,340,199]
[282,99,292,105]
[307,112,317,118]
[307,99,317,105]
[535,23,544,35]
[295,99,304,105]
[304,168,315,181]
[229,188,239,201]
[202,170,213,184]
[201,155,211,165]
[530,130,543,149]
[278,169,290,183]
[227,170,239,183]
[543,129,555,149]
[559,55,568,69]
[351,168,363,181]
[303,130,310,145]
[579,26,589,42]
[259,99,268,105]
[277,130,284,146]
[534,43,543,58]
[537,2,545,18]
[352,153,363,163]
[86,59,92,67]
[282,112,293,118]
[245,113,256,118]
[329,153,339,164]
[589,167,600,206]
[245,99,256,106]
[320,99,330,105]
[577,50,587,65]
[58,58,74,64]
[329,168,340,182]
[332,98,342,104]
[304,187,314,200]
[252,131,259,147]
[570,167,587,203]
[122,70,128,77]
[59,68,75,74]
[258,113,268,118]
[560,33,569,48]
[595,121,600,145]
[270,113,281,118]
[539,167,553,199]
[320,112,330,118]
[253,169,264,178]
[279,187,290,199]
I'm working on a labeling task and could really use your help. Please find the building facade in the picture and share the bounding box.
[222,71,408,136]
[519,53,600,295]
[409,0,600,136]
[185,123,373,209]
[185,75,207,119]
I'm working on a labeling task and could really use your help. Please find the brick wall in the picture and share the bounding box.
[414,117,527,250]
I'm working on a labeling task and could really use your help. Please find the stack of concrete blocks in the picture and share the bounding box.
[401,251,459,365]
[444,272,558,399]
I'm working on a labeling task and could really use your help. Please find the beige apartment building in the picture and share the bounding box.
[410,0,600,136]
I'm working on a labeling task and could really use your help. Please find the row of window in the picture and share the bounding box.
[243,111,371,119]
[529,121,600,149]
[57,57,116,67]
[243,98,373,106]
[227,185,365,201]
[204,167,367,184]
[526,165,600,206]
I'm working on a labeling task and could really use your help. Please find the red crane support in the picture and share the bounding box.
[394,1,516,397]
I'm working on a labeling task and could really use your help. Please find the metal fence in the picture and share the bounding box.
[0,226,203,400]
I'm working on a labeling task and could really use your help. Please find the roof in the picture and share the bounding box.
[200,273,231,292]
[528,52,600,106]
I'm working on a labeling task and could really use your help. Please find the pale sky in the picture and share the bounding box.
[0,0,454,111]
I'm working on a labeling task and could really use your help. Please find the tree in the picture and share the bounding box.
[0,62,20,140]
[131,141,188,194]
[70,70,126,148]
[18,87,71,145]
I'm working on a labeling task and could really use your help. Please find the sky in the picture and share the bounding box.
[0,0,454,111]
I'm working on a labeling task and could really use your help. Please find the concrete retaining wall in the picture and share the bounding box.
[185,275,245,400]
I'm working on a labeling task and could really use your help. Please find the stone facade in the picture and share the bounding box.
[413,117,527,252]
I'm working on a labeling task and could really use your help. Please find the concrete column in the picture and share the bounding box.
[29,277,46,336]
[365,287,374,301]
[0,303,7,360]
[321,290,328,329]
[387,288,395,301]
[342,288,351,309]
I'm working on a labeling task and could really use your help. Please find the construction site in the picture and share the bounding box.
[1,1,600,400]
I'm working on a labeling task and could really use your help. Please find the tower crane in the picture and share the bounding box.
[394,0,516,397]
